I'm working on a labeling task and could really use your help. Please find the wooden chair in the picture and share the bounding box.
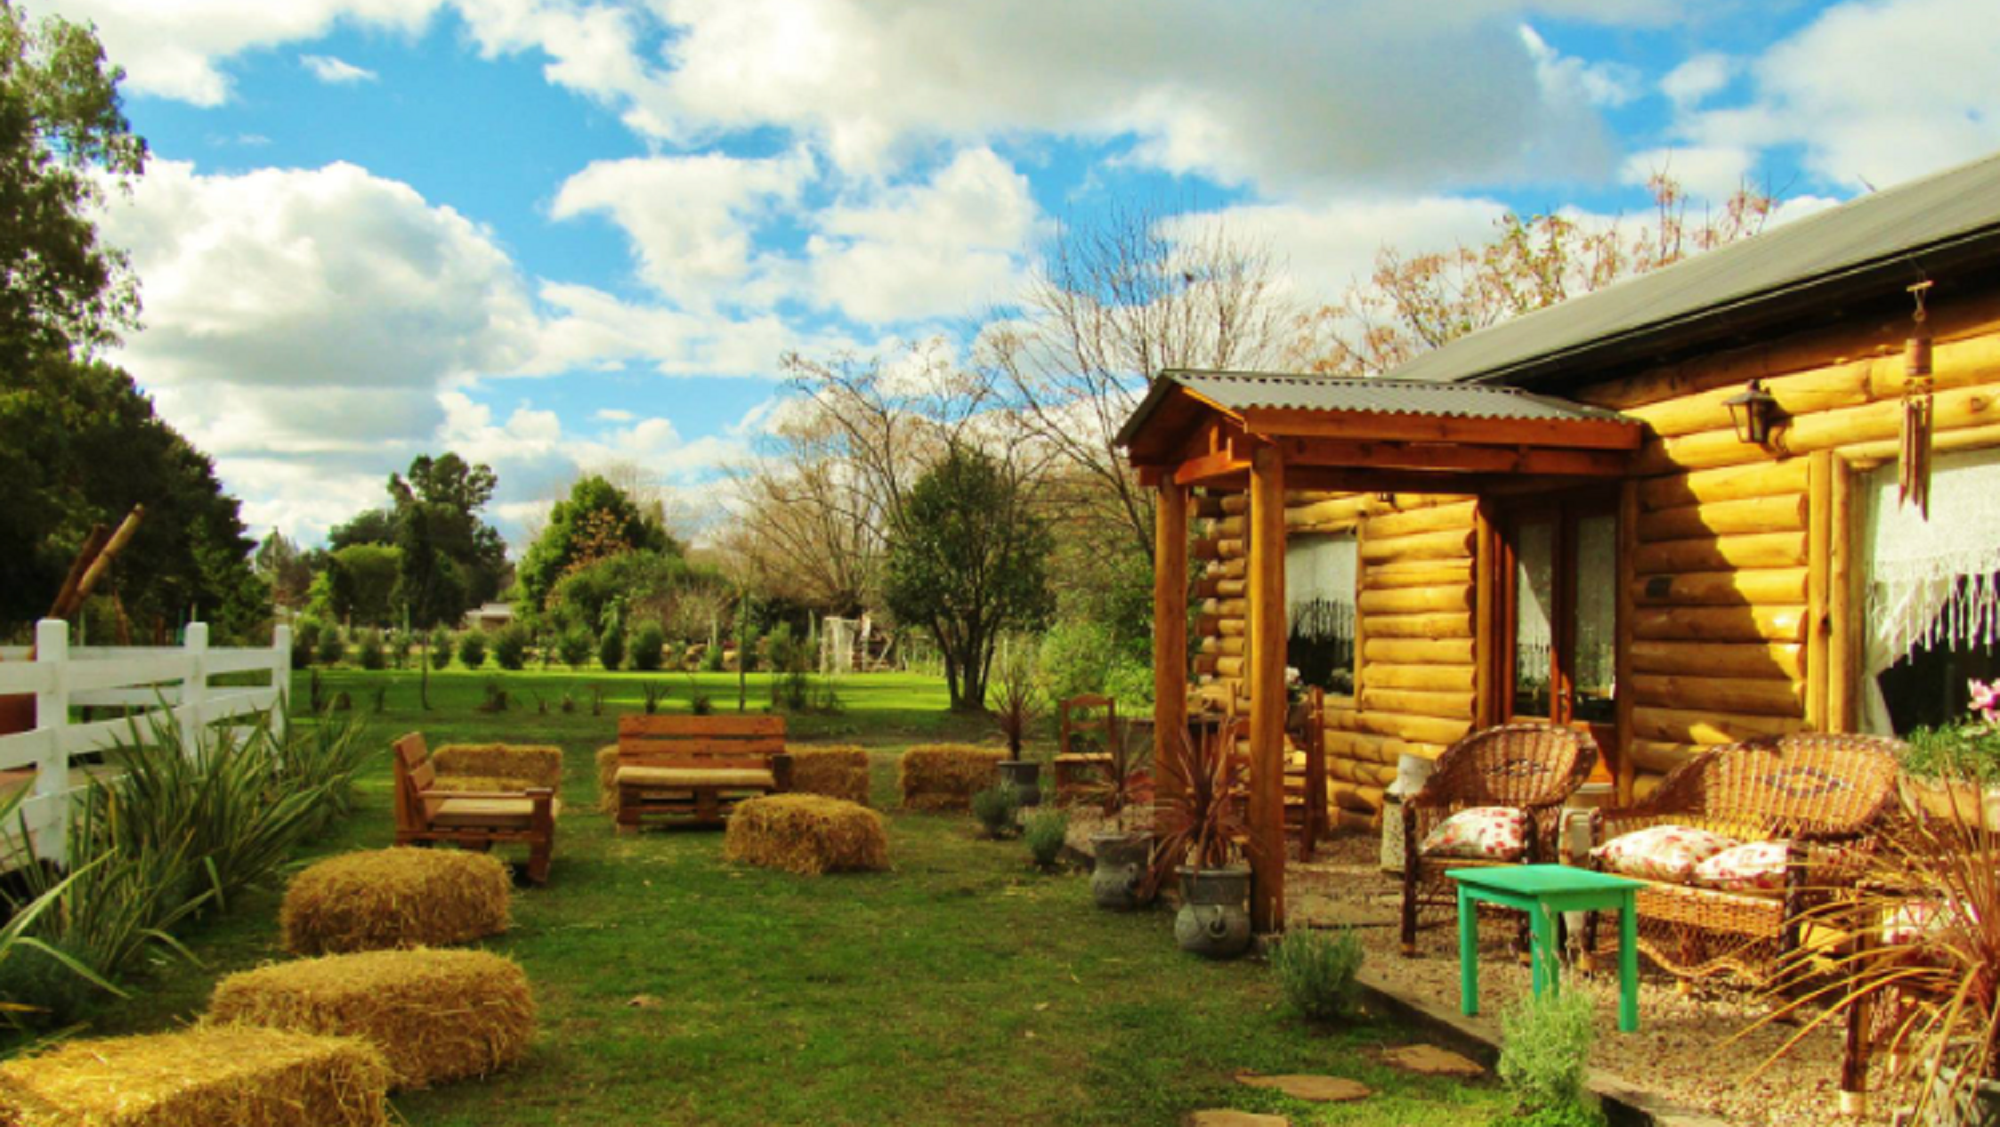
[1400,721,1599,955]
[1054,695,1119,804]
[392,733,556,884]
[1583,732,1904,986]
[615,714,787,831]
[1283,687,1328,861]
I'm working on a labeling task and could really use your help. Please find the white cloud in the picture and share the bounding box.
[1661,52,1733,108]
[300,54,378,84]
[551,149,813,310]
[594,407,635,422]
[1619,145,1755,202]
[1669,0,2000,190]
[46,0,437,105]
[1186,195,1512,306]
[1520,24,1638,108]
[804,148,1040,324]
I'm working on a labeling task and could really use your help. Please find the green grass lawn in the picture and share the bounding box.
[88,668,1510,1126]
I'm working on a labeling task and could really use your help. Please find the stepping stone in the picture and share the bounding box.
[1382,1044,1484,1077]
[1234,1071,1371,1102]
[1184,1112,1288,1127]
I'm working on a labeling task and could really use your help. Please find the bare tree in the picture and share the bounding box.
[978,201,1295,560]
[1290,174,1775,376]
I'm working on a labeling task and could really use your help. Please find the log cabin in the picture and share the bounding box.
[1119,148,2000,926]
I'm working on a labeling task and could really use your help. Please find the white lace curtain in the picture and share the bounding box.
[1285,533,1357,617]
[1860,447,2000,734]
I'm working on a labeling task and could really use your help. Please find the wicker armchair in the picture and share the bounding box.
[1583,732,1904,986]
[1400,722,1599,955]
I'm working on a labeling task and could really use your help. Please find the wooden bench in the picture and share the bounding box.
[393,733,556,884]
[615,714,789,832]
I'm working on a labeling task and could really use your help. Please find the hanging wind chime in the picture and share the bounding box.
[1899,280,1935,518]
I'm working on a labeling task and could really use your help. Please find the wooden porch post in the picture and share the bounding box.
[1247,444,1286,932]
[1153,483,1189,804]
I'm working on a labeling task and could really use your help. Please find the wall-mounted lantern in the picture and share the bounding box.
[1724,379,1780,446]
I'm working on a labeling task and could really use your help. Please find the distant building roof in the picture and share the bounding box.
[1380,148,2000,391]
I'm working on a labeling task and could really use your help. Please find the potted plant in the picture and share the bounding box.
[1082,721,1154,911]
[991,645,1043,807]
[1901,680,2000,827]
[1147,720,1257,959]
[1748,782,2000,1125]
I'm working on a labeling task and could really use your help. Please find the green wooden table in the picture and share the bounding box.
[1445,864,1644,1032]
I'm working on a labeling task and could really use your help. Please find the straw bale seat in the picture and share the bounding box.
[614,714,786,830]
[394,733,557,883]
[282,848,511,956]
[784,745,871,806]
[595,744,620,812]
[724,794,889,875]
[0,1024,389,1126]
[430,743,563,792]
[899,744,1006,810]
[1400,721,1599,955]
[208,948,534,1090]
[1583,732,1904,986]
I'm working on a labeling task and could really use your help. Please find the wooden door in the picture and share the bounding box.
[1493,498,1620,766]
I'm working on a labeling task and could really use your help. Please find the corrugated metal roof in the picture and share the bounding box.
[1386,148,2000,388]
[1168,370,1634,421]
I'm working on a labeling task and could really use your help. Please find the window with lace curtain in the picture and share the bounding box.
[1285,532,1356,695]
[1860,447,2000,734]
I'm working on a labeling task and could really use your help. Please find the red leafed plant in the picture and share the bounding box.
[1142,719,1258,899]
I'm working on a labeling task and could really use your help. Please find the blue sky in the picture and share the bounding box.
[45,0,2000,549]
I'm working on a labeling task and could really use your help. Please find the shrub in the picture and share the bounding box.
[492,622,529,670]
[1271,927,1366,1023]
[630,620,665,672]
[970,782,1020,839]
[355,628,386,671]
[1499,988,1600,1120]
[700,644,724,672]
[1036,617,1119,705]
[314,625,345,666]
[291,618,321,668]
[598,625,625,672]
[1024,808,1069,869]
[388,629,413,670]
[458,629,488,670]
[559,625,594,669]
[427,627,452,669]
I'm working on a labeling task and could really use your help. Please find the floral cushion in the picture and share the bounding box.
[1591,824,1741,884]
[1418,806,1530,861]
[1691,839,1793,893]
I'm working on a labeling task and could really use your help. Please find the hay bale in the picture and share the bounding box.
[0,1024,389,1126]
[431,743,563,791]
[724,794,888,875]
[208,948,534,1090]
[898,744,1006,810]
[595,744,620,813]
[282,849,510,956]
[786,745,871,806]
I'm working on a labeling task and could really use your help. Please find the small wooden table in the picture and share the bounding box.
[1445,864,1644,1032]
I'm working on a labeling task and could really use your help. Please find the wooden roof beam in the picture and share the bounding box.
[1241,407,1642,451]
[1274,437,1629,477]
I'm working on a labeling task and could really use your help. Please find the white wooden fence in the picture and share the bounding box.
[0,619,292,869]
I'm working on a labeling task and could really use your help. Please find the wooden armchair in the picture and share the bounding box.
[1400,722,1599,955]
[393,733,556,884]
[1583,732,1903,986]
[1054,694,1119,804]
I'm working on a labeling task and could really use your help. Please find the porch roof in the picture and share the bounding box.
[1121,370,1642,492]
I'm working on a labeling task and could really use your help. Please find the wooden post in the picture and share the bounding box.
[181,622,210,755]
[1247,444,1287,933]
[1806,452,1833,731]
[1615,481,1640,802]
[32,619,69,869]
[271,623,293,742]
[1472,502,1497,728]
[1828,459,1857,731]
[1153,484,1189,805]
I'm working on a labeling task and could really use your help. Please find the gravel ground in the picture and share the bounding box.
[1066,813,1911,1126]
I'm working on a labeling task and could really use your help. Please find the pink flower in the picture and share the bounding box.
[1969,679,2000,725]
